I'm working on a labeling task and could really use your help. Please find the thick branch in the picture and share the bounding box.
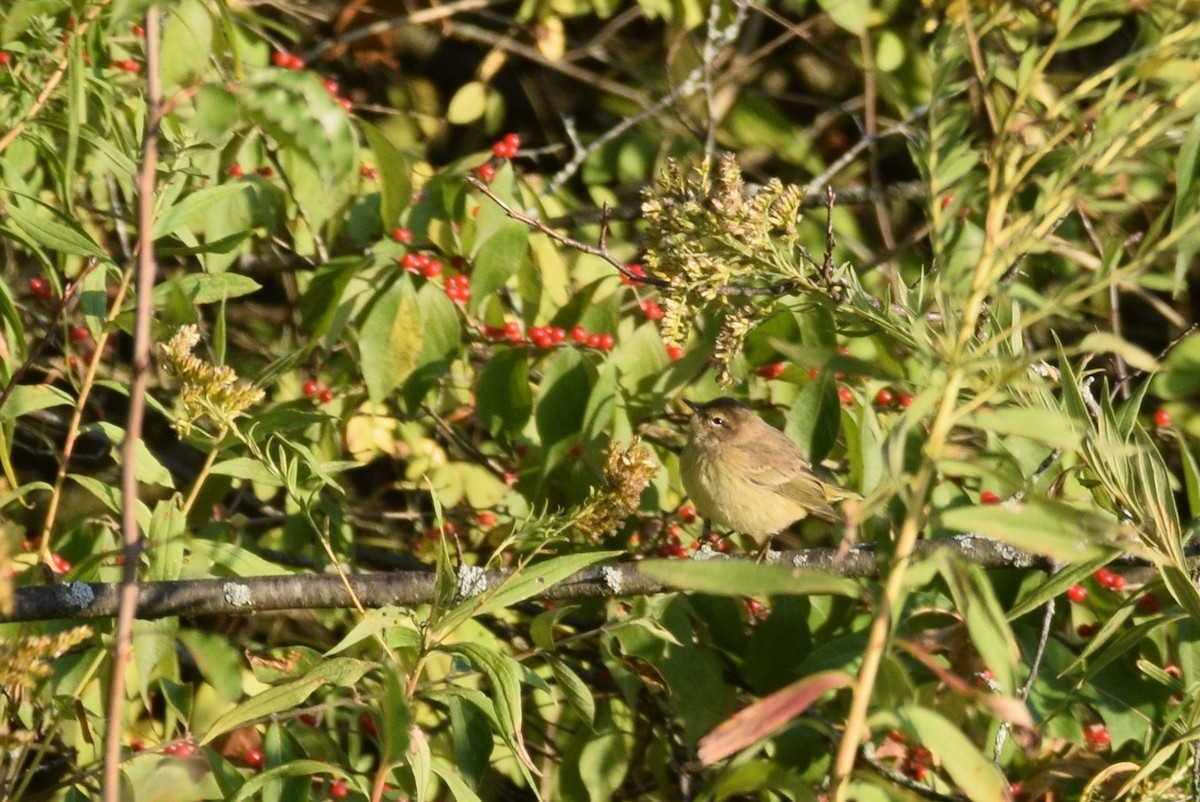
[6,535,1055,623]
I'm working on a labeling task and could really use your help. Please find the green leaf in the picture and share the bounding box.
[360,275,423,402]
[152,183,252,241]
[5,202,104,257]
[432,758,485,802]
[789,368,840,463]
[1078,332,1160,374]
[240,70,357,186]
[0,383,74,420]
[959,407,1082,451]
[897,706,1008,802]
[816,0,869,34]
[152,272,262,305]
[547,656,596,726]
[442,643,538,774]
[87,422,174,488]
[638,559,863,598]
[535,348,595,468]
[939,501,1114,563]
[470,222,529,303]
[935,553,1018,692]
[434,551,621,638]
[476,349,532,438]
[201,658,371,743]
[186,539,292,578]
[298,257,362,338]
[359,121,412,228]
[325,607,421,655]
[447,81,488,125]
[160,0,214,92]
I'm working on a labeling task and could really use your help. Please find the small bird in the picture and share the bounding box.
[681,397,858,552]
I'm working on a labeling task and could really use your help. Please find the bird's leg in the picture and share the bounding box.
[754,537,773,564]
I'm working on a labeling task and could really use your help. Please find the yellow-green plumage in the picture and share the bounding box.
[681,397,857,544]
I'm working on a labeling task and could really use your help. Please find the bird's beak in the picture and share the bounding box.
[684,400,701,414]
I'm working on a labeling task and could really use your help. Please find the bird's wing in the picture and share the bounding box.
[737,434,840,520]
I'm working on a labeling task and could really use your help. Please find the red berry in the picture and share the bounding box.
[50,553,71,573]
[358,711,377,737]
[980,491,1001,505]
[1067,584,1087,603]
[229,163,244,178]
[1077,623,1096,637]
[473,163,496,182]
[1108,573,1126,591]
[285,54,305,70]
[321,77,339,96]
[0,52,11,66]
[585,334,602,348]
[665,344,684,360]
[360,165,378,180]
[422,260,443,278]
[69,325,90,343]
[744,598,766,619]
[272,51,289,67]
[318,388,334,404]
[571,325,588,343]
[1154,408,1172,427]
[621,263,647,286]
[680,505,697,524]
[838,386,853,405]
[299,713,319,726]
[302,379,321,397]
[597,333,615,351]
[874,388,895,406]
[640,299,664,320]
[339,97,353,112]
[504,320,522,340]
[1094,567,1116,589]
[174,741,197,758]
[132,24,145,37]
[329,779,349,799]
[243,747,265,769]
[28,277,53,300]
[391,227,412,243]
[570,444,583,457]
[940,194,953,210]
[757,362,785,380]
[1137,593,1161,614]
[118,59,141,73]
[502,470,518,486]
[549,327,566,344]
[898,392,914,408]
[1083,723,1111,750]
[476,511,496,528]
[256,166,273,178]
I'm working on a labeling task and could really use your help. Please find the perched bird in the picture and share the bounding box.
[681,397,858,551]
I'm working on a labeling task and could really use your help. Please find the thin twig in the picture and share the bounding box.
[466,174,669,286]
[102,7,162,800]
[545,0,749,194]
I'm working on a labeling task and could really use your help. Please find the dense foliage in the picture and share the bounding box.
[3,1,1200,800]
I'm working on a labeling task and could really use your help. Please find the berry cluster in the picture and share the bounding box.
[1083,723,1110,751]
[491,132,522,159]
[302,378,334,404]
[162,741,198,759]
[272,50,305,70]
[640,299,664,320]
[444,274,471,302]
[400,251,443,279]
[320,76,354,112]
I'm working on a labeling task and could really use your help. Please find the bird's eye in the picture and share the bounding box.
[710,416,725,427]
